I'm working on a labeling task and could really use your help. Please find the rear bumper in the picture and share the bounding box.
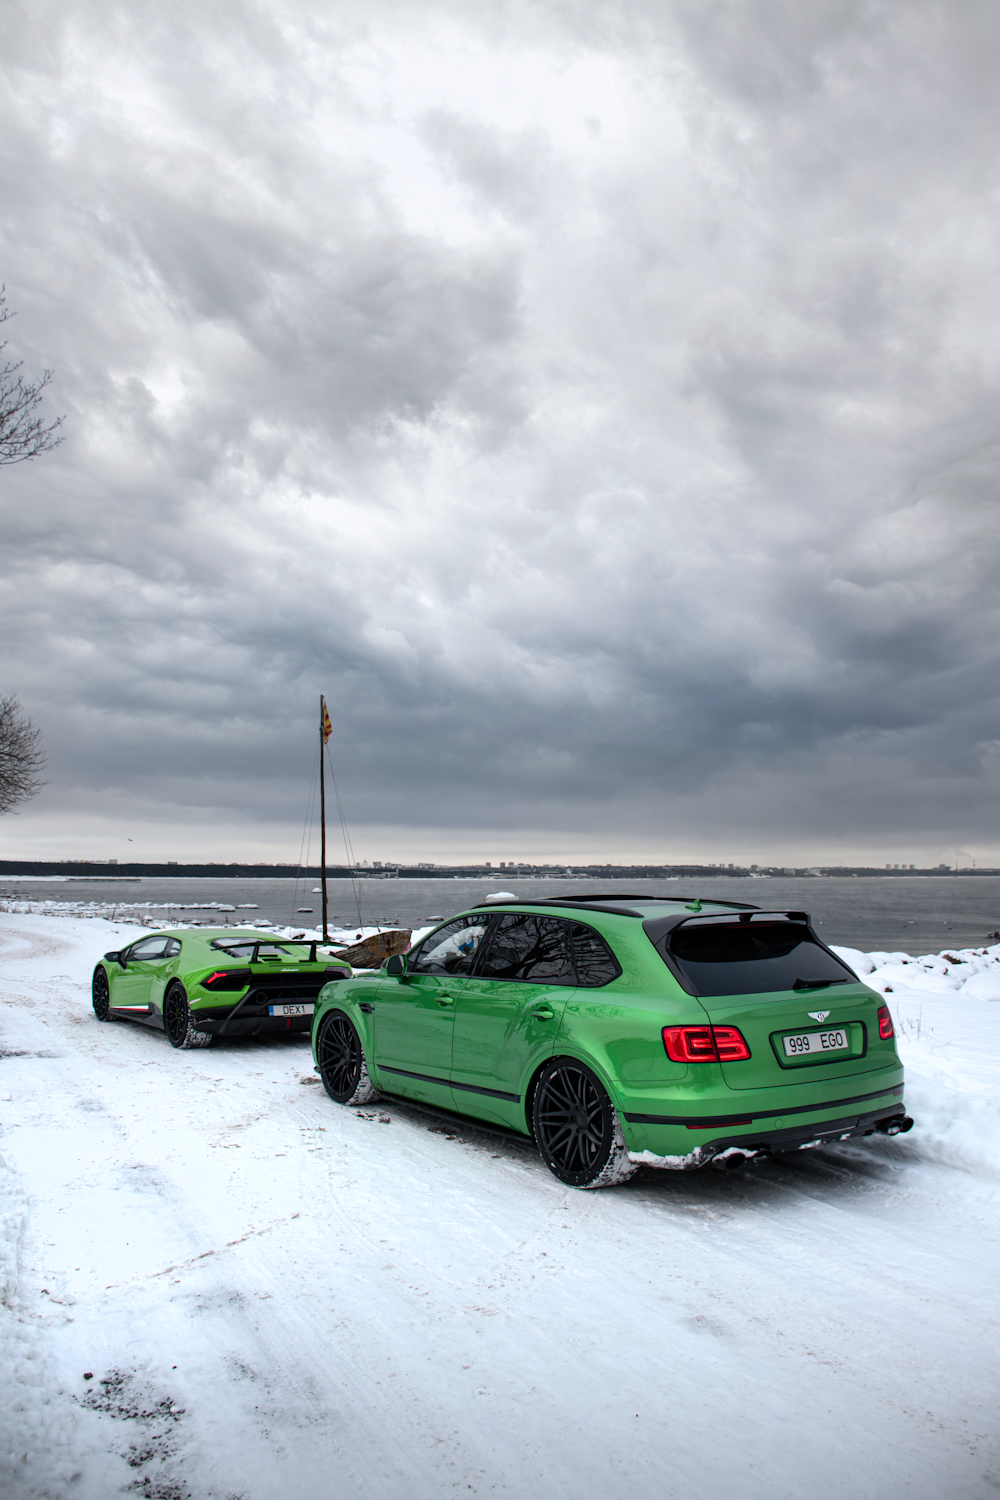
[191,1009,313,1038]
[629,1102,910,1170]
[622,1082,907,1169]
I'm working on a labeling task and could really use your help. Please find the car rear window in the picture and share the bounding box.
[666,921,855,997]
[212,941,299,960]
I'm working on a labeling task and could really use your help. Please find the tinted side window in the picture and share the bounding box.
[164,938,181,958]
[667,922,854,997]
[128,936,171,961]
[476,915,575,984]
[410,917,488,976]
[569,923,621,987]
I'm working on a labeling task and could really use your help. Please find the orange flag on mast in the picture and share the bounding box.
[321,698,333,744]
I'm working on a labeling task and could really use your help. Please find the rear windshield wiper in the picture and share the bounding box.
[792,977,848,990]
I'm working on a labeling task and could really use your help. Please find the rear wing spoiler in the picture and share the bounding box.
[210,938,351,964]
[643,909,811,947]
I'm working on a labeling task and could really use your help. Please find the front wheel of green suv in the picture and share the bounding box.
[532,1058,638,1190]
[164,982,212,1050]
[316,1011,378,1105]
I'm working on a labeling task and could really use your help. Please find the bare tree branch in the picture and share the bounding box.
[0,287,64,465]
[0,695,48,815]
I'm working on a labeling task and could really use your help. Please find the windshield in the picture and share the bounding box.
[666,921,856,997]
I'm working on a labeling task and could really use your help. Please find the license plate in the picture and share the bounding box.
[268,1003,314,1017]
[783,1028,848,1058]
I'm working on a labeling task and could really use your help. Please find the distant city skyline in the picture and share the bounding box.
[0,851,973,875]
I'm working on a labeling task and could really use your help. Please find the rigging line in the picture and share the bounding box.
[291,735,321,932]
[324,742,370,931]
[298,773,319,933]
[355,859,387,933]
[329,751,364,931]
[350,861,384,935]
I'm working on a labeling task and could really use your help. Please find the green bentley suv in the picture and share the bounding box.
[310,894,911,1188]
[92,928,351,1049]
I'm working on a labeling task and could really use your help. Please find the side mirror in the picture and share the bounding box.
[384,953,408,977]
[104,950,127,968]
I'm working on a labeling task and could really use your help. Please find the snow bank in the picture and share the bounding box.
[828,941,1000,1181]
[900,1071,1000,1181]
[830,940,1000,998]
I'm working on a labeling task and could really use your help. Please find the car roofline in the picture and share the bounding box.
[471,895,761,920]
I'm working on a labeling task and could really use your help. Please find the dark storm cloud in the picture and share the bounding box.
[2,0,1000,860]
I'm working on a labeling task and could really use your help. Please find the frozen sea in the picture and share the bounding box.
[2,873,999,952]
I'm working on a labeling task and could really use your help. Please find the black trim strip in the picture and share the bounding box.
[475,895,760,912]
[216,989,256,1038]
[375,1093,536,1147]
[624,1083,904,1127]
[380,1065,520,1103]
[690,1106,906,1153]
[474,900,648,919]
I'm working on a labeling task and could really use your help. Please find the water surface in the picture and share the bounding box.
[4,874,998,954]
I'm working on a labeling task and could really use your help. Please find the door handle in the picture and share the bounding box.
[436,995,455,1007]
[531,1005,555,1020]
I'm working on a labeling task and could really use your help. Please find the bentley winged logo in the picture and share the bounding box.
[807,1010,831,1022]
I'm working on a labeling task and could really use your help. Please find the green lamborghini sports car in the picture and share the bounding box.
[92,928,351,1049]
[310,894,912,1188]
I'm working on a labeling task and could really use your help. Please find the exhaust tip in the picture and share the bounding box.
[710,1147,769,1170]
[879,1114,914,1136]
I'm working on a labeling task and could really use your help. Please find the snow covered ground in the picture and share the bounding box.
[1,914,999,1500]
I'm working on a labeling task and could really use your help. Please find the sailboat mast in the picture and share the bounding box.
[319,695,329,942]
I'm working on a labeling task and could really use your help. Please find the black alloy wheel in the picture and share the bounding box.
[92,966,113,1022]
[317,1011,378,1105]
[163,982,212,1050]
[532,1058,637,1189]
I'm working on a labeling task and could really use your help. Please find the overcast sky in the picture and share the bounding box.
[2,0,999,867]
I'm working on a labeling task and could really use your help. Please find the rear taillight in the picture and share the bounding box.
[201,968,252,991]
[662,1026,716,1062]
[711,1026,752,1061]
[662,1025,751,1063]
[878,1005,895,1040]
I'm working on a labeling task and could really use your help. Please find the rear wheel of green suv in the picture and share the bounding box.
[533,1058,637,1190]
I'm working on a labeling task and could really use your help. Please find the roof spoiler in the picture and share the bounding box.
[643,909,811,946]
[473,895,761,919]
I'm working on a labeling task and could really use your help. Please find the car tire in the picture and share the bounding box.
[316,1010,378,1105]
[163,982,212,1050]
[532,1058,638,1190]
[92,966,115,1022]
